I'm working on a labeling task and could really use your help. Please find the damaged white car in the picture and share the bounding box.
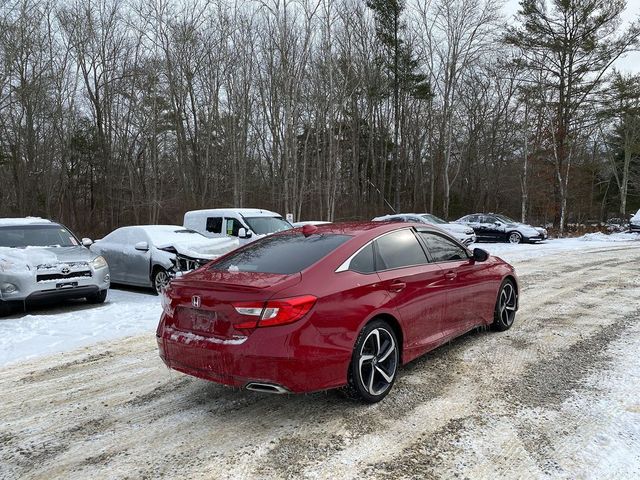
[90,225,238,293]
[0,218,110,315]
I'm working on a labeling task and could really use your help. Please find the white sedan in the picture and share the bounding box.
[91,225,238,293]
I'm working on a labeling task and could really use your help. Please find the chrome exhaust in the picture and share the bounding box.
[245,382,289,394]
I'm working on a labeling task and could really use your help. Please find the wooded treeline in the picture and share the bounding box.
[1,0,639,236]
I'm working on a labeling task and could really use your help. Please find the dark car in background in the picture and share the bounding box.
[456,213,547,244]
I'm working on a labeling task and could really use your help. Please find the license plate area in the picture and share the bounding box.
[56,281,78,289]
[177,308,218,334]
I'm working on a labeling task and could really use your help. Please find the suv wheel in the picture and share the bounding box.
[86,289,108,304]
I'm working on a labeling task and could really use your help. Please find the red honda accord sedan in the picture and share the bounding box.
[156,222,518,402]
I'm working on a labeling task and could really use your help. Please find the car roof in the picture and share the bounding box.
[184,208,281,218]
[0,217,53,226]
[294,221,429,236]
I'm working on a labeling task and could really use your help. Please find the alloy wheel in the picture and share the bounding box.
[499,282,517,327]
[154,270,170,294]
[358,327,398,396]
[508,232,522,244]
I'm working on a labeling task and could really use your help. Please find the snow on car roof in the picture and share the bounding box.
[0,217,53,226]
[184,208,281,217]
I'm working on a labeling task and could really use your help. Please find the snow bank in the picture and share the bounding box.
[578,232,640,242]
[0,289,161,366]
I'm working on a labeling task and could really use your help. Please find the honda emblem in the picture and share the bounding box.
[192,295,201,308]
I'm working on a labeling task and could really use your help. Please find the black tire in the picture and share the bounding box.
[507,231,522,244]
[491,280,517,331]
[86,289,108,304]
[152,267,170,295]
[0,300,11,317]
[341,319,399,403]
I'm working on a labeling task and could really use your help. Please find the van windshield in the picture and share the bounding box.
[244,216,292,235]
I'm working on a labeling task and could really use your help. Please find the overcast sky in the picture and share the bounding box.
[502,0,640,73]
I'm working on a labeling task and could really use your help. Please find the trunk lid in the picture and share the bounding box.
[166,270,301,340]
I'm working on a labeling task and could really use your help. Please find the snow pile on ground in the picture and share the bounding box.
[479,233,639,263]
[578,231,640,242]
[0,289,160,366]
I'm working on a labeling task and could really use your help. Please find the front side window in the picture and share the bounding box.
[419,232,468,263]
[206,217,222,234]
[225,218,243,236]
[375,229,428,270]
[0,224,79,248]
[211,233,350,274]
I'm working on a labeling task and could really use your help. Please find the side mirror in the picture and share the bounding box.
[473,248,489,262]
[238,227,252,239]
[81,237,93,247]
[494,221,502,225]
[134,241,149,252]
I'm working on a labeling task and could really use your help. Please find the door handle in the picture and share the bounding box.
[388,281,406,292]
[445,271,457,280]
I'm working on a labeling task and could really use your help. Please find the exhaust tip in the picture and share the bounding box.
[245,382,289,394]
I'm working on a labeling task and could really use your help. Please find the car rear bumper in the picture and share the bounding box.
[156,316,350,393]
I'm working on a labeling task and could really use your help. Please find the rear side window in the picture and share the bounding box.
[206,217,222,233]
[349,243,376,274]
[375,229,427,270]
[419,232,468,262]
[211,233,351,274]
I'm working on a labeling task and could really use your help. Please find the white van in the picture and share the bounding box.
[183,208,292,243]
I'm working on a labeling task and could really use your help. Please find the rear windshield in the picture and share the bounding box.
[0,224,78,248]
[211,233,350,274]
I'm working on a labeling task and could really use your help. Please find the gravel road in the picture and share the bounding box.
[1,244,639,479]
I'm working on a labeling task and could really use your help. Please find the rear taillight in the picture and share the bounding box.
[233,295,317,328]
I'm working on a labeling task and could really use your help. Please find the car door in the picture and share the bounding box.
[417,230,485,336]
[483,215,505,241]
[373,229,448,359]
[123,227,152,286]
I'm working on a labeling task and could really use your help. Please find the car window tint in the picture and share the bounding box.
[375,229,427,270]
[225,218,243,236]
[349,243,375,273]
[211,233,351,274]
[419,232,468,262]
[206,217,222,234]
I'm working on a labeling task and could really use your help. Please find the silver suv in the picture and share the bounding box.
[0,218,110,315]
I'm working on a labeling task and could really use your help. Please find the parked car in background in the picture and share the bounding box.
[91,225,237,293]
[456,213,547,244]
[372,213,476,245]
[157,222,518,403]
[0,217,110,315]
[604,217,629,233]
[183,208,292,244]
[629,209,640,232]
[292,221,331,228]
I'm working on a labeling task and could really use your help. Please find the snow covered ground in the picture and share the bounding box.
[0,288,160,366]
[0,232,638,368]
[1,234,639,479]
